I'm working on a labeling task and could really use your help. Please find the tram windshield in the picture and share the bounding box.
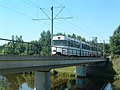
[53,40,67,46]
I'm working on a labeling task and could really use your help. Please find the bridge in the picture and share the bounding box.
[0,55,106,74]
[0,38,107,90]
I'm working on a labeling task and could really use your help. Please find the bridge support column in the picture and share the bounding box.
[34,70,50,90]
[76,65,86,77]
[76,65,86,88]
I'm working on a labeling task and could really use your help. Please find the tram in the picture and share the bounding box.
[51,35,101,57]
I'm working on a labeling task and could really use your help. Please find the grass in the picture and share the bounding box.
[51,66,76,78]
[53,66,76,73]
[110,58,120,90]
[112,58,120,75]
[113,80,120,90]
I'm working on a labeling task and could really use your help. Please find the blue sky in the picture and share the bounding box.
[0,0,120,43]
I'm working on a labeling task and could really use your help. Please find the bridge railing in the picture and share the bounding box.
[0,38,43,55]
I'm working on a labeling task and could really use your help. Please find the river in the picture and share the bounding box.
[0,72,112,90]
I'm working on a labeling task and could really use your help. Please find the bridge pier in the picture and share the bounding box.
[76,65,86,77]
[76,65,86,88]
[34,70,50,90]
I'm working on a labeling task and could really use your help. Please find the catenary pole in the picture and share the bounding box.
[51,6,53,46]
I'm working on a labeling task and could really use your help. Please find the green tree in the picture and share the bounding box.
[110,25,120,57]
[39,30,51,56]
[68,34,72,38]
[3,42,14,54]
[77,36,86,42]
[113,25,120,35]
[55,32,66,36]
[110,33,120,55]
[98,42,110,57]
[105,43,110,56]
[1,35,26,55]
[14,35,26,55]
[28,40,41,55]
[71,34,76,39]
[68,34,86,42]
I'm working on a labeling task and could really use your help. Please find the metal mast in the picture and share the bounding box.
[103,40,105,57]
[33,6,73,46]
[51,6,53,46]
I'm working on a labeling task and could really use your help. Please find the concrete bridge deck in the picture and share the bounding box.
[0,55,106,74]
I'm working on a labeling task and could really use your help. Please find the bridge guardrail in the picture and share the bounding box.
[0,38,42,55]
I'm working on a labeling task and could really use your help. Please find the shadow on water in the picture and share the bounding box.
[87,60,116,80]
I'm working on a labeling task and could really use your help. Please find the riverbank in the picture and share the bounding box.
[111,58,120,90]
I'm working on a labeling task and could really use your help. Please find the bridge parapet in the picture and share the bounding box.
[0,55,106,75]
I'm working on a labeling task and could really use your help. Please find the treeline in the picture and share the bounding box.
[110,25,120,58]
[1,24,120,57]
[0,30,51,56]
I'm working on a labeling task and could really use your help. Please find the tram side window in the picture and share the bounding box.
[77,43,80,48]
[82,44,90,50]
[68,40,80,48]
[98,47,101,52]
[68,40,73,47]
[53,40,67,46]
[73,41,77,47]
[68,41,71,47]
[82,44,85,49]
[91,46,97,51]
[87,45,90,50]
[74,42,80,48]
[94,47,97,51]
[91,46,94,51]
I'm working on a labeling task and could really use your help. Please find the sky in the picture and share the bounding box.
[0,0,120,44]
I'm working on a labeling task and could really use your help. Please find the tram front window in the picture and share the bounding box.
[53,40,67,46]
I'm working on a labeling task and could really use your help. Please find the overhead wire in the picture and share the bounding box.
[66,7,101,37]
[52,0,92,38]
[50,1,78,35]
[53,0,103,40]
[53,20,74,34]
[24,0,40,8]
[21,0,71,34]
[65,7,109,42]
[57,19,92,38]
[23,0,51,9]
[24,0,102,39]
[0,4,33,19]
[0,0,50,29]
[65,20,92,37]
[22,0,108,42]
[0,0,102,41]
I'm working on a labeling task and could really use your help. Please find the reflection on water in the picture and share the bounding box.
[51,76,76,90]
[104,83,112,90]
[0,75,9,90]
[0,72,112,90]
[0,73,34,90]
[19,83,32,90]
